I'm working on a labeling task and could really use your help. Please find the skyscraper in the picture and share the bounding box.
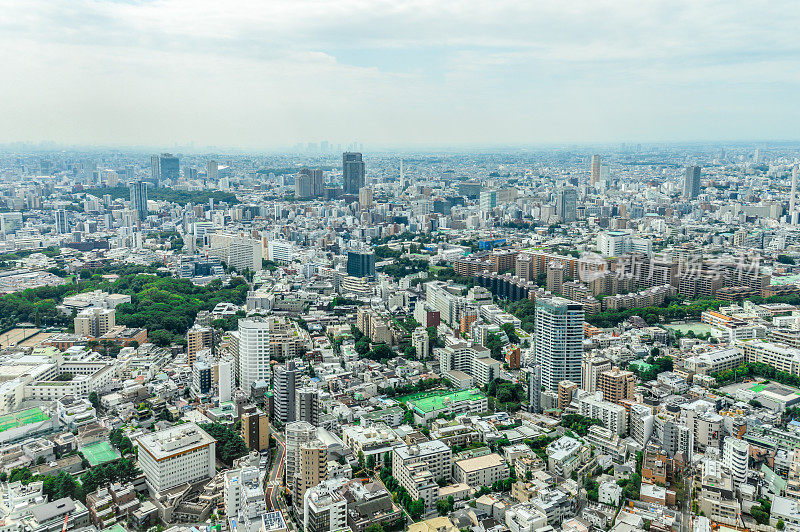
[556,187,577,222]
[158,153,180,182]
[207,160,219,182]
[237,317,272,391]
[790,166,797,225]
[683,165,701,199]
[273,360,299,424]
[535,297,584,391]
[343,152,365,195]
[590,154,601,186]
[128,181,149,221]
[346,250,376,278]
[54,209,69,234]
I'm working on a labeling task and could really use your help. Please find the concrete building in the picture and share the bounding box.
[273,360,299,424]
[452,453,509,487]
[237,317,273,392]
[535,297,584,390]
[136,423,216,494]
[73,308,115,338]
[597,368,635,405]
[303,478,347,532]
[577,392,627,436]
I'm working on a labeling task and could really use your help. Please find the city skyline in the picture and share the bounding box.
[2,0,799,148]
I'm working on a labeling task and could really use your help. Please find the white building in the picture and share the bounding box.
[722,437,749,485]
[136,423,216,493]
[237,317,273,391]
[73,308,115,338]
[224,466,266,523]
[506,502,548,532]
[577,392,627,436]
[267,241,294,264]
[303,478,347,532]
[453,453,509,487]
[535,297,584,391]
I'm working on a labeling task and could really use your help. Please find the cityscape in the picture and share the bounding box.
[2,2,800,532]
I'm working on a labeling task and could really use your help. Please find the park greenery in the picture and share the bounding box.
[628,356,674,382]
[199,423,249,465]
[82,186,239,206]
[712,362,800,388]
[561,414,604,436]
[0,265,250,346]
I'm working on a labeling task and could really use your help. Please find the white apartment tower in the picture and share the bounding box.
[535,297,584,391]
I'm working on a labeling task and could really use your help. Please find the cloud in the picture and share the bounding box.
[1,0,799,146]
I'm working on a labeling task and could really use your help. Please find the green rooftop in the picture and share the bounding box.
[0,407,49,433]
[81,440,121,466]
[400,389,487,413]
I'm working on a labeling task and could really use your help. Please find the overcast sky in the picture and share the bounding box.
[2,0,798,149]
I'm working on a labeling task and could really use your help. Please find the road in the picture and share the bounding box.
[265,425,286,512]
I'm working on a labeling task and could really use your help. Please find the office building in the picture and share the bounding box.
[535,297,584,391]
[590,155,601,186]
[683,165,701,199]
[157,153,179,183]
[191,359,212,398]
[74,308,115,338]
[347,250,376,278]
[556,187,577,222]
[54,210,69,234]
[343,152,365,195]
[273,360,299,424]
[136,423,216,493]
[527,365,542,413]
[358,187,373,208]
[237,318,273,391]
[128,181,148,221]
[207,160,218,181]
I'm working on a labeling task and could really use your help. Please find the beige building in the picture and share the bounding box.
[597,368,635,405]
[187,325,213,366]
[74,308,115,338]
[453,453,509,488]
[293,439,328,510]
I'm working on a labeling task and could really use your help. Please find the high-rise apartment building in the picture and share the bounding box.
[590,154,601,186]
[273,360,299,424]
[296,387,321,426]
[237,318,273,391]
[285,421,317,488]
[294,440,328,509]
[547,262,564,295]
[128,181,148,221]
[597,367,636,405]
[557,380,577,411]
[343,152,365,195]
[358,187,373,208]
[187,324,214,366]
[683,165,701,199]
[240,405,270,452]
[581,357,612,394]
[535,297,584,391]
[74,308,115,338]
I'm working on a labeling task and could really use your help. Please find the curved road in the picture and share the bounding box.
[265,426,286,512]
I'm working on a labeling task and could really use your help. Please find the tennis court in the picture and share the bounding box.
[401,389,486,413]
[0,407,49,433]
[82,441,121,466]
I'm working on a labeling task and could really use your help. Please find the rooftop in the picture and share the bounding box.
[400,388,487,413]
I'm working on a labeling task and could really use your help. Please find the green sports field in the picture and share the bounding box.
[0,407,49,433]
[82,441,121,466]
[400,389,486,413]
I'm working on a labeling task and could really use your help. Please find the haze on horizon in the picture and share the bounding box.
[2,0,799,149]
